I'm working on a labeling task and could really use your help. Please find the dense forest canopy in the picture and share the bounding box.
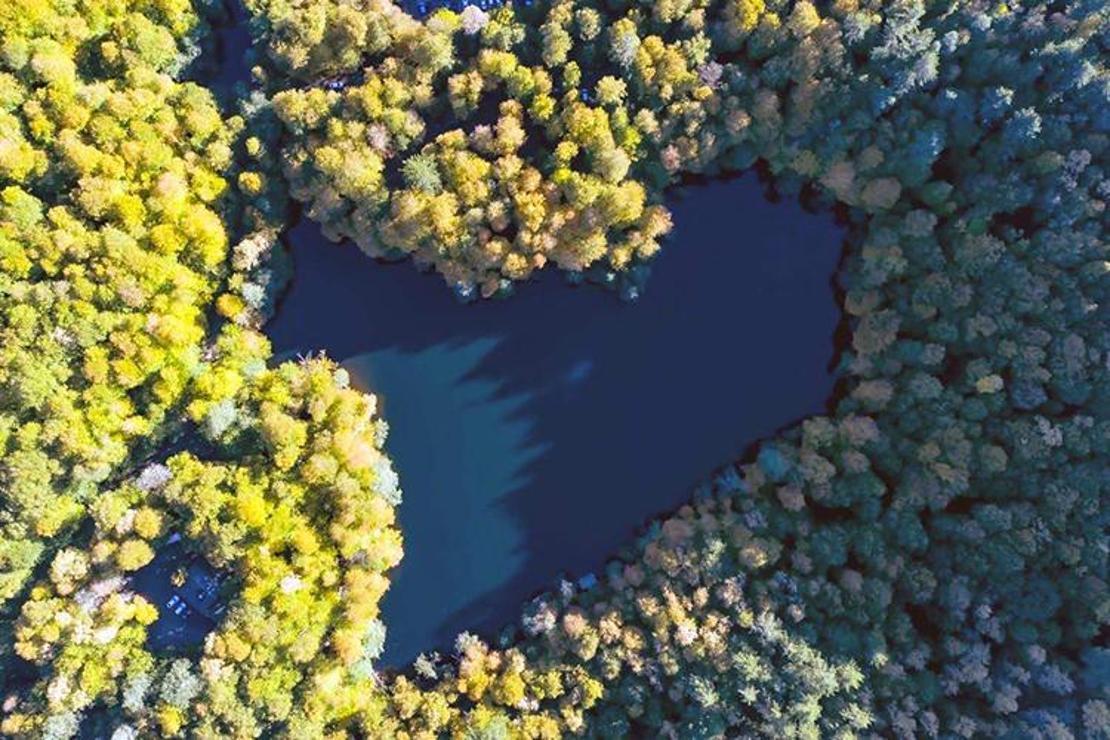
[0,0,1107,737]
[0,0,234,602]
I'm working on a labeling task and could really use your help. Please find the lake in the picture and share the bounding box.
[264,175,844,665]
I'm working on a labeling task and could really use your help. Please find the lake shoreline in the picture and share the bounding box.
[264,174,845,665]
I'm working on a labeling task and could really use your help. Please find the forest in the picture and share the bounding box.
[0,0,1106,737]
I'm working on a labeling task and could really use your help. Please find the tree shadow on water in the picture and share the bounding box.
[264,174,845,666]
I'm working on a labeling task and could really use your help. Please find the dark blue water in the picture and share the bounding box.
[131,541,220,653]
[265,175,843,665]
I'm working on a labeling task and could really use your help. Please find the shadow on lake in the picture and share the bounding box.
[264,174,844,665]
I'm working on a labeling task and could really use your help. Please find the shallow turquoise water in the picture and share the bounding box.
[265,176,843,664]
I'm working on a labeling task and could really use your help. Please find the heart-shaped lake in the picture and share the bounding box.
[265,174,843,664]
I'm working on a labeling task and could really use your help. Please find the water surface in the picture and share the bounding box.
[265,176,843,664]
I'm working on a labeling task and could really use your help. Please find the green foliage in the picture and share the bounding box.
[267,0,682,297]
[0,0,290,615]
[242,0,408,80]
[4,349,402,737]
[0,0,240,607]
[1,0,1107,737]
[252,0,1107,736]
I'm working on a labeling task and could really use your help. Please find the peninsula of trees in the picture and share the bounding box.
[0,0,1106,737]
